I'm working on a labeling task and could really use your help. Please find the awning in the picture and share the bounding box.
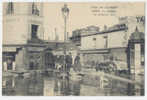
[80,49,109,54]
[27,47,45,52]
[2,47,17,52]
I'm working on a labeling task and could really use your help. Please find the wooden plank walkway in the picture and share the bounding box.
[3,69,142,86]
[85,71,141,85]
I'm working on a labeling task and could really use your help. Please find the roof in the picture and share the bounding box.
[81,24,127,37]
[130,27,144,40]
[54,41,79,51]
[70,24,128,38]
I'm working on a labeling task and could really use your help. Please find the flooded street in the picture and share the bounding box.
[2,1,145,97]
[2,71,144,96]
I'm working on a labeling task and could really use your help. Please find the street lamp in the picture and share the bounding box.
[62,4,69,41]
[61,4,69,72]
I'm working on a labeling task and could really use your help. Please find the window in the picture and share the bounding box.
[32,3,39,16]
[6,2,14,14]
[103,35,108,48]
[31,24,39,39]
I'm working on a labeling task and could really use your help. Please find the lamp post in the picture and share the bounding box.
[61,4,69,72]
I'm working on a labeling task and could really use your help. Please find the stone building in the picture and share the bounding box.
[2,2,45,71]
[70,25,100,46]
[76,16,145,71]
[80,24,128,69]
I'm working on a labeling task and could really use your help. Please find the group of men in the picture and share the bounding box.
[56,52,81,72]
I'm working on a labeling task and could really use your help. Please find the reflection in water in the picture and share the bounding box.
[44,78,54,96]
[2,72,143,96]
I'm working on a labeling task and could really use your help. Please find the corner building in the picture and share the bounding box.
[3,2,45,71]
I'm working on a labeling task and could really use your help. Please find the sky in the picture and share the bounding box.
[43,2,145,41]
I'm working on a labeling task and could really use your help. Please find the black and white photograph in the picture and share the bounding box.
[2,1,145,96]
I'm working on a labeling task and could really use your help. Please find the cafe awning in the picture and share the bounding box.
[27,47,45,52]
[2,47,17,52]
[80,49,110,54]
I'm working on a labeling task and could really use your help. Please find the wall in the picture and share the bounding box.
[108,30,127,48]
[15,48,26,71]
[81,30,127,50]
[81,34,105,50]
[3,16,28,45]
[3,2,44,45]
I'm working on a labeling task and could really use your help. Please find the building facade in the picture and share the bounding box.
[78,16,145,71]
[81,24,127,50]
[70,26,100,46]
[3,2,45,71]
[80,24,128,69]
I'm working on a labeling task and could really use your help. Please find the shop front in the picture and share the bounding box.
[2,46,17,71]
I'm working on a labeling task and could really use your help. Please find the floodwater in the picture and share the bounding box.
[2,71,144,96]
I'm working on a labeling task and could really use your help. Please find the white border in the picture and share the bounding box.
[1,0,147,2]
[0,0,147,100]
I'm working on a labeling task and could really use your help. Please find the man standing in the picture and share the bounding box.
[65,52,72,72]
[74,53,81,72]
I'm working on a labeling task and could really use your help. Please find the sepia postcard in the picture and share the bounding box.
[2,2,145,96]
